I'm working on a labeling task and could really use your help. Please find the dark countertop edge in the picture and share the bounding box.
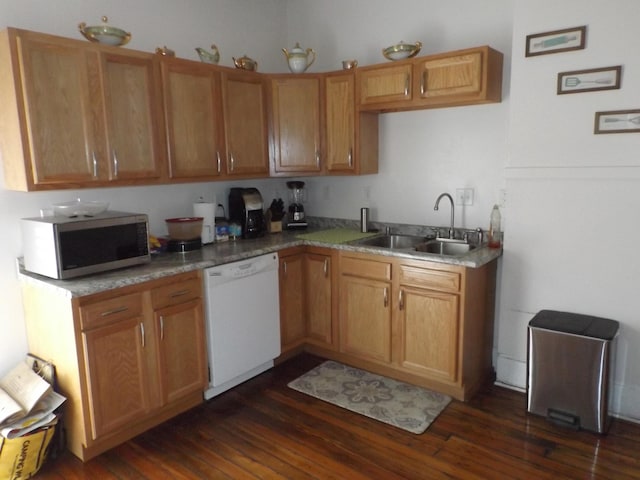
[17,229,501,298]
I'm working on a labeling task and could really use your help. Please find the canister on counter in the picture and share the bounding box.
[360,207,369,233]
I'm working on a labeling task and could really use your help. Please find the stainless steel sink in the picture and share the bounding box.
[356,234,427,249]
[415,239,476,256]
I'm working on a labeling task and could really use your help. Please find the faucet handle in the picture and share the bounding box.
[476,227,484,244]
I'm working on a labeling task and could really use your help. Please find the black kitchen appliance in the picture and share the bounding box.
[286,181,308,229]
[228,187,265,238]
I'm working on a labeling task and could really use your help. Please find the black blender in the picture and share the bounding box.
[286,181,308,229]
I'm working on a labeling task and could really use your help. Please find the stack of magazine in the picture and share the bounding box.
[0,361,65,439]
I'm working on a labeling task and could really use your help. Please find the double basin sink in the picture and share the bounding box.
[354,233,477,256]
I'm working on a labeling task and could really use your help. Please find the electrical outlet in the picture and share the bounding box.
[499,189,507,208]
[455,188,474,206]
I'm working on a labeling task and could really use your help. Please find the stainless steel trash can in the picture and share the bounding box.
[527,310,619,434]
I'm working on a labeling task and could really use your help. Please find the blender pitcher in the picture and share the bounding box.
[286,181,308,229]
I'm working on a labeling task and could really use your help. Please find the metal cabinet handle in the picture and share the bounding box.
[92,151,98,178]
[348,148,353,167]
[170,289,189,298]
[399,289,404,310]
[216,151,221,173]
[315,150,320,168]
[229,153,235,172]
[100,306,128,317]
[420,70,427,95]
[283,261,287,275]
[323,258,329,277]
[159,316,164,341]
[383,287,389,307]
[113,149,119,178]
[404,73,410,96]
[140,322,145,348]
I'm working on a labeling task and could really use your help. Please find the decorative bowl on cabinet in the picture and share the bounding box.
[78,16,131,46]
[196,45,220,64]
[233,54,258,71]
[382,41,422,61]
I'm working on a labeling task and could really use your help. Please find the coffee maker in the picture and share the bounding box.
[228,187,265,238]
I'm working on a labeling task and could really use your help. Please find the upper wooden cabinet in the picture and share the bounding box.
[0,28,164,191]
[0,27,502,190]
[160,58,226,179]
[325,71,378,175]
[221,70,270,177]
[357,45,503,112]
[270,75,322,175]
[357,63,413,106]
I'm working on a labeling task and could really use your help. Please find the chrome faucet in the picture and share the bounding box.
[434,193,455,239]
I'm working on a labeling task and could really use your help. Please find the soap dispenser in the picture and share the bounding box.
[488,204,501,248]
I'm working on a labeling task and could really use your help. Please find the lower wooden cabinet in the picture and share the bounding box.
[276,246,496,401]
[332,251,495,401]
[304,248,336,348]
[22,271,207,461]
[338,255,392,364]
[279,247,336,355]
[396,263,461,383]
[279,249,307,351]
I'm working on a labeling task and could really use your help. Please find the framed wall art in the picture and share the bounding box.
[594,109,640,134]
[557,66,621,94]
[525,26,587,57]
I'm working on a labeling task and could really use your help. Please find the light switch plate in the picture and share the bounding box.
[455,188,474,206]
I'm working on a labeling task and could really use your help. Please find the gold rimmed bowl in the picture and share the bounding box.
[382,41,422,61]
[78,16,131,47]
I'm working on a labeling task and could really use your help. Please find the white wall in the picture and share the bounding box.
[497,0,640,422]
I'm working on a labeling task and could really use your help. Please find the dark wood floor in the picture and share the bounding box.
[36,354,640,479]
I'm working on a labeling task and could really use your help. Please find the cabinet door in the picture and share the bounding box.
[161,60,225,179]
[415,51,482,102]
[271,77,321,174]
[397,286,459,382]
[15,32,102,186]
[305,252,332,346]
[338,275,392,363]
[279,253,306,351]
[154,299,207,404]
[221,71,269,176]
[101,52,163,180]
[82,316,151,439]
[357,63,412,106]
[325,73,355,172]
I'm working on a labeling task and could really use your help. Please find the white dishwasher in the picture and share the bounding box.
[203,252,281,400]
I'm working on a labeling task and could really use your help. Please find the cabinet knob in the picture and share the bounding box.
[323,258,329,276]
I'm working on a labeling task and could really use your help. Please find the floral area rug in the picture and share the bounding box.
[287,360,451,434]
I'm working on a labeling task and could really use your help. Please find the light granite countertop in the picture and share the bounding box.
[18,219,502,298]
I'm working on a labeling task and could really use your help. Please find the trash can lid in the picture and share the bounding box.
[529,310,619,340]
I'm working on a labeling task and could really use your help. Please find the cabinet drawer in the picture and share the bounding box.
[80,293,144,330]
[340,256,391,281]
[399,265,460,293]
[151,278,202,309]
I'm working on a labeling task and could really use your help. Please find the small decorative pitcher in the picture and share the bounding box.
[282,43,316,74]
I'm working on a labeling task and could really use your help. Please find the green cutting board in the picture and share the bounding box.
[296,228,378,244]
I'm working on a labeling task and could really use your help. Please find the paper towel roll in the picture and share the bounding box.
[193,202,216,244]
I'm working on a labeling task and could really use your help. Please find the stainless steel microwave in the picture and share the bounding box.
[21,211,150,279]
